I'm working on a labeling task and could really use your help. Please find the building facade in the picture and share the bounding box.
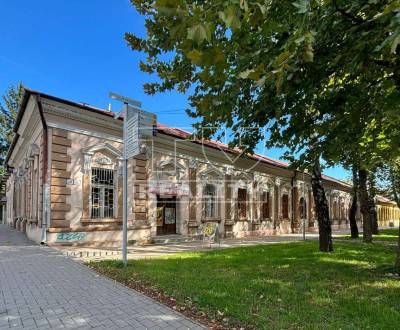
[4,89,400,246]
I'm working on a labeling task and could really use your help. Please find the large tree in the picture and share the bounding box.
[0,83,23,164]
[349,165,359,239]
[0,83,23,195]
[128,0,400,251]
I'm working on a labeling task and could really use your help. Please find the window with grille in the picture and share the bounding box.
[91,168,115,219]
[238,188,247,219]
[203,184,217,219]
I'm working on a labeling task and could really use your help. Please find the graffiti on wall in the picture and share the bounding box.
[56,232,86,241]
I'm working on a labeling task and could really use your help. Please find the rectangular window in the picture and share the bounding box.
[262,192,270,219]
[91,168,114,219]
[238,188,247,219]
[204,184,217,219]
[282,194,289,219]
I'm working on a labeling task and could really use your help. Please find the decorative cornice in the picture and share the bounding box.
[82,143,123,174]
[199,167,224,182]
[43,101,121,132]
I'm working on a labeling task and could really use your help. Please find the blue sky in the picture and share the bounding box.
[0,0,349,180]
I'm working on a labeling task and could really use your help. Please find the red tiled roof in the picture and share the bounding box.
[156,123,290,169]
[157,124,352,188]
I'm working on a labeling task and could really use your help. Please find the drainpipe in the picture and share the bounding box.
[291,170,298,233]
[37,94,49,244]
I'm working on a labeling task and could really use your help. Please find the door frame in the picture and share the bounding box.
[156,196,177,235]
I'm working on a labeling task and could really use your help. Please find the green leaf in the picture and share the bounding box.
[256,3,266,15]
[303,44,314,62]
[274,51,291,67]
[186,49,204,65]
[187,24,208,44]
[239,0,249,12]
[218,5,241,30]
[238,64,265,81]
[292,0,309,14]
[204,22,215,42]
[391,34,400,54]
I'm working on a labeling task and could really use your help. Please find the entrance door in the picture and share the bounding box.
[156,196,177,235]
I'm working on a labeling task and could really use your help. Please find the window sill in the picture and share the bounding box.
[261,218,273,222]
[201,218,221,223]
[81,218,122,225]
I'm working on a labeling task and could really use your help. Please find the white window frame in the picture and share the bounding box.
[203,183,218,219]
[90,167,116,219]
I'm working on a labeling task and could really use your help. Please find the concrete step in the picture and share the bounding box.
[62,249,125,258]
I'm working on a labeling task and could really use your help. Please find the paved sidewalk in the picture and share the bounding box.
[0,225,204,329]
[58,230,355,261]
[60,233,321,261]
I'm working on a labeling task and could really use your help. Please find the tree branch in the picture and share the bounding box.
[333,0,365,25]
[373,59,394,68]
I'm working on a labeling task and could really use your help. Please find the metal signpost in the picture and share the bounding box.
[109,92,156,266]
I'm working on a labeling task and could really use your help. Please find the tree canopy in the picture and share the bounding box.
[0,82,23,166]
[128,0,400,170]
[128,0,400,252]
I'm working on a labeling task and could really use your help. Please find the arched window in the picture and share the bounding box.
[282,194,289,219]
[203,184,217,219]
[299,197,307,219]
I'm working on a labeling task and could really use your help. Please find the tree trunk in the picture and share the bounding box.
[311,159,333,252]
[389,167,400,274]
[396,226,400,274]
[349,166,359,239]
[359,169,373,243]
[368,172,379,235]
[369,198,378,235]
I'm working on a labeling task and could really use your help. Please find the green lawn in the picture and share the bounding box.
[340,228,399,242]
[373,228,400,242]
[91,241,400,329]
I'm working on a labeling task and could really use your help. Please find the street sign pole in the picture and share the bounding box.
[109,92,156,267]
[122,102,128,266]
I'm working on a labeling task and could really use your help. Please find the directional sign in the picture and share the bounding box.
[124,105,157,159]
[125,111,140,158]
[109,92,142,107]
[138,109,157,137]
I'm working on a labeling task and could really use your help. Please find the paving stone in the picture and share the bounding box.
[0,225,205,329]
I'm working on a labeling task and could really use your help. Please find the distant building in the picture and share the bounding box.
[4,88,400,245]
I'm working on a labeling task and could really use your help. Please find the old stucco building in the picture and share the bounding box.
[4,88,400,246]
